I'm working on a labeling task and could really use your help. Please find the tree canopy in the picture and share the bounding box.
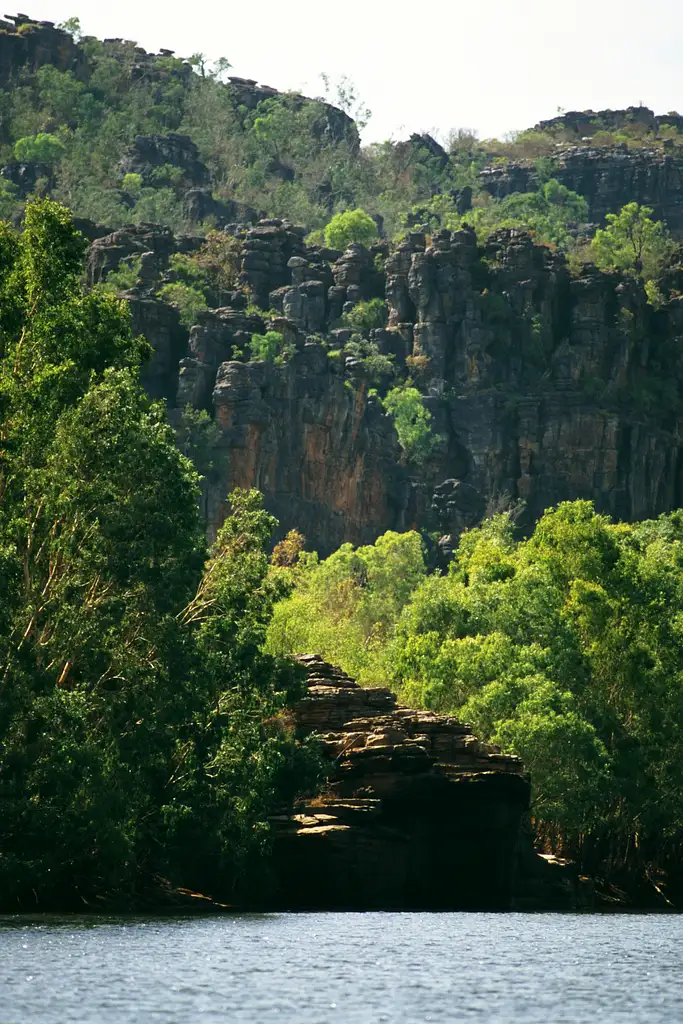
[267,502,683,892]
[590,202,677,281]
[324,208,379,250]
[0,200,319,910]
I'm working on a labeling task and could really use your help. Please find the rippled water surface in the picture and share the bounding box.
[1,912,682,1023]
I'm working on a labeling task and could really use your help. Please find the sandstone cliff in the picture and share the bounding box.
[480,144,683,236]
[479,107,683,235]
[88,216,683,553]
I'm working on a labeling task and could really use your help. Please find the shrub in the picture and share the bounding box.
[14,133,65,164]
[342,297,386,335]
[324,208,378,250]
[95,255,142,294]
[249,330,294,365]
[343,336,394,383]
[189,230,241,304]
[158,281,208,327]
[122,172,143,195]
[382,385,439,464]
[305,228,325,247]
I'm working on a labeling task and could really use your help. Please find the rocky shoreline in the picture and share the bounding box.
[266,656,530,910]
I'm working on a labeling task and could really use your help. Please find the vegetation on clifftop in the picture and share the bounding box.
[0,16,680,254]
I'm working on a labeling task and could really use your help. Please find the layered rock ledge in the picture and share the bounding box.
[267,656,530,910]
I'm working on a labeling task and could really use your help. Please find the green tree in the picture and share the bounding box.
[267,530,427,684]
[382,385,439,464]
[325,208,378,250]
[268,498,683,894]
[14,133,66,164]
[122,171,143,195]
[591,202,677,281]
[0,201,318,909]
[57,16,83,41]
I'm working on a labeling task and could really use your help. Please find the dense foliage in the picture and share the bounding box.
[590,202,678,284]
[2,18,682,295]
[0,201,319,910]
[412,178,589,249]
[267,503,683,892]
[0,19,637,244]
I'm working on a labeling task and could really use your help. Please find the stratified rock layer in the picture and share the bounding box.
[206,225,683,551]
[479,144,683,235]
[268,656,529,910]
[88,217,683,556]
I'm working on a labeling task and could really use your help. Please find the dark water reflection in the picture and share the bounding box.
[1,912,682,1023]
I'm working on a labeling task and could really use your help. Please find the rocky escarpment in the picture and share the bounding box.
[0,14,85,87]
[535,105,683,140]
[266,656,529,910]
[226,75,359,151]
[382,225,683,533]
[0,16,356,232]
[480,107,683,235]
[88,217,683,553]
[480,144,683,235]
[198,223,683,550]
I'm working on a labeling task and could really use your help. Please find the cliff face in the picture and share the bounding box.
[480,145,683,236]
[93,217,683,553]
[208,353,409,550]
[0,16,85,88]
[383,226,683,534]
[478,107,683,235]
[267,656,529,910]
[205,224,683,550]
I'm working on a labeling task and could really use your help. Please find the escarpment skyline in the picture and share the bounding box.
[5,12,683,554]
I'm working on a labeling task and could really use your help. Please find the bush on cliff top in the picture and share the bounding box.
[590,202,678,283]
[412,178,589,248]
[324,208,378,250]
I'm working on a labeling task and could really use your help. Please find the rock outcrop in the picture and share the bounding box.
[480,145,683,236]
[535,105,683,140]
[0,15,85,88]
[119,134,210,189]
[86,223,177,286]
[226,76,360,152]
[208,226,683,550]
[267,656,529,910]
[87,216,683,553]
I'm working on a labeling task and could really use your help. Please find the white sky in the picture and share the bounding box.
[18,0,683,143]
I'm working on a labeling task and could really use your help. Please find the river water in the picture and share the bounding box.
[1,912,681,1023]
